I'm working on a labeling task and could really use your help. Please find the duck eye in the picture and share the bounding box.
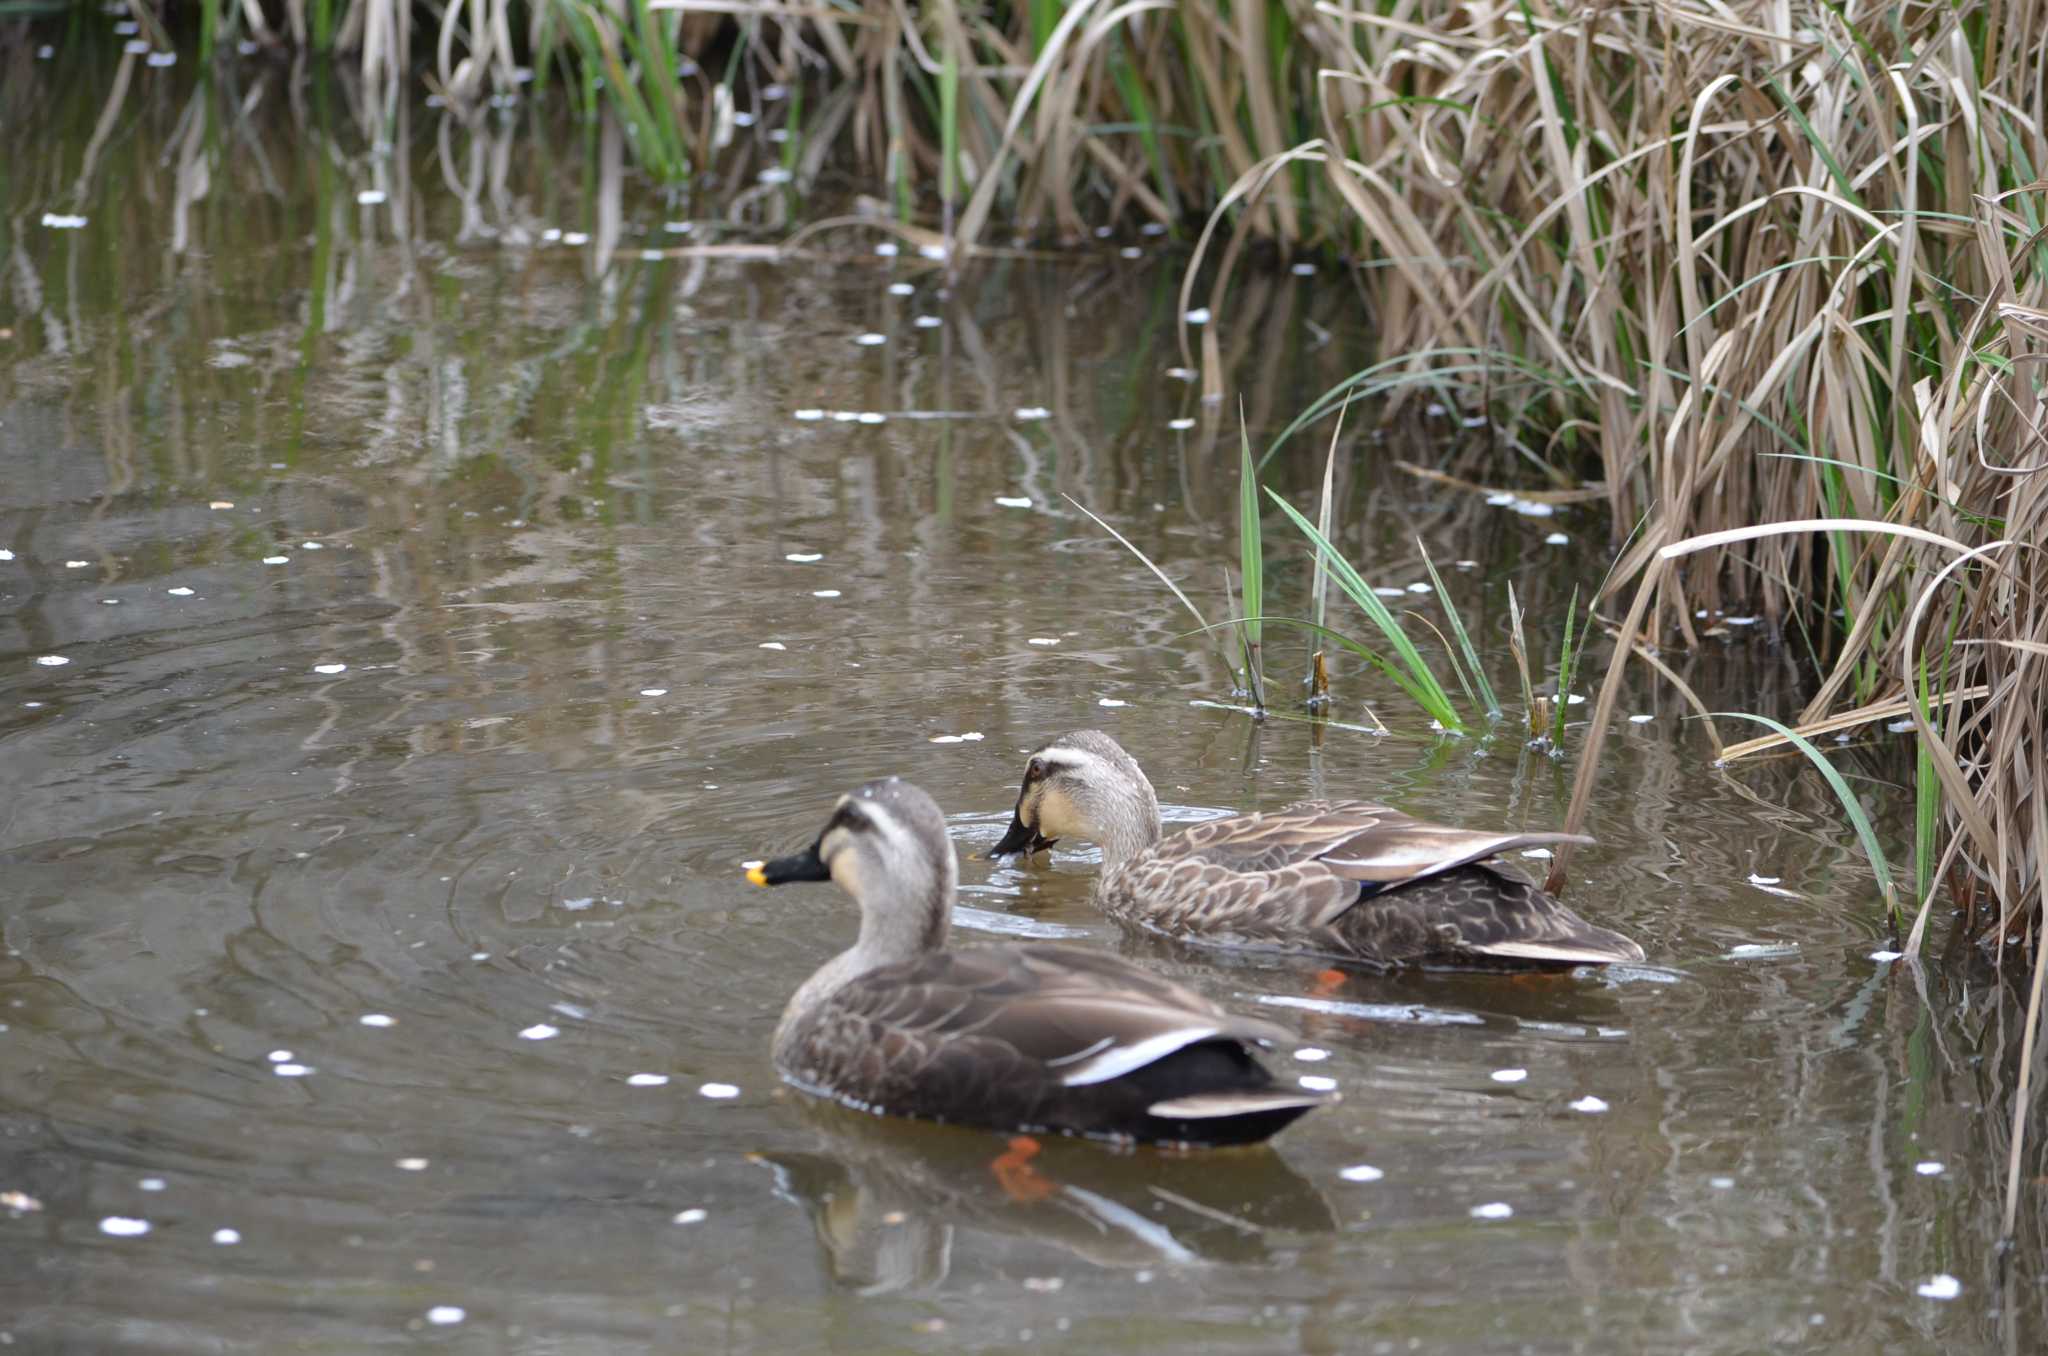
[1026,758,1044,782]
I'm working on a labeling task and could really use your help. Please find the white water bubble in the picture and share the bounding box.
[395,1158,428,1172]
[856,412,887,425]
[1708,1175,1735,1189]
[811,589,842,599]
[918,243,949,261]
[266,1049,294,1063]
[1917,1275,1961,1301]
[1027,638,1060,647]
[300,542,323,551]
[785,552,823,563]
[563,232,590,246]
[359,1014,395,1028]
[1490,1068,1528,1084]
[1183,308,1211,325]
[272,1063,313,1077]
[1097,698,1128,708]
[212,1228,240,1245]
[1887,719,1916,733]
[1870,949,1904,962]
[262,555,290,565]
[853,333,888,347]
[792,408,825,421]
[639,688,668,697]
[64,560,89,569]
[698,1082,740,1099]
[1298,1075,1338,1092]
[1291,262,1316,276]
[673,1208,707,1224]
[757,167,793,185]
[426,1306,467,1326]
[1293,1047,1331,1062]
[1470,1202,1513,1220]
[1167,417,1196,431]
[887,282,914,297]
[758,642,787,651]
[1545,532,1570,545]
[0,549,12,560]
[664,221,693,234]
[99,1216,150,1237]
[1520,848,1553,859]
[34,656,69,667]
[1629,713,1655,723]
[1372,587,1406,598]
[518,1024,559,1041]
[356,189,387,206]
[627,1073,670,1087]
[874,241,900,257]
[1140,222,1168,236]
[167,586,195,596]
[1165,367,1197,382]
[1569,1095,1609,1113]
[1339,1164,1383,1182]
[1406,581,1430,594]
[138,1177,165,1192]
[312,663,346,675]
[1013,407,1050,421]
[41,213,89,230]
[994,495,1034,509]
[913,315,942,329]
[1915,1161,1945,1176]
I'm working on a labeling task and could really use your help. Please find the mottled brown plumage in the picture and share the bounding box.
[749,778,1328,1145]
[990,731,1644,971]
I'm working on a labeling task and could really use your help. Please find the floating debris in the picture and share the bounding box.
[758,642,787,651]
[1748,873,1800,899]
[518,1024,559,1042]
[273,1063,313,1077]
[211,1228,240,1245]
[627,1073,670,1087]
[426,1306,467,1326]
[757,167,794,186]
[1470,1202,1513,1220]
[639,688,668,697]
[563,231,590,246]
[1405,582,1431,594]
[2,1191,44,1213]
[41,212,88,229]
[1870,949,1904,963]
[551,1001,589,1020]
[262,555,290,565]
[874,242,900,257]
[1291,262,1316,276]
[1298,1074,1338,1092]
[1629,713,1655,724]
[1483,492,1557,518]
[1372,587,1406,599]
[99,1216,151,1237]
[1886,719,1916,733]
[1256,994,1483,1026]
[1184,308,1211,325]
[167,586,195,596]
[139,1178,165,1192]
[266,1050,294,1063]
[994,495,1033,509]
[356,189,386,206]
[811,589,842,599]
[359,1014,395,1028]
[856,412,887,425]
[1167,417,1196,431]
[1915,1161,1945,1176]
[793,408,825,421]
[673,1208,707,1225]
[312,663,346,675]
[785,551,823,563]
[887,282,914,297]
[1917,1275,1961,1301]
[1339,1164,1383,1183]
[34,656,69,667]
[928,732,985,744]
[1724,942,1799,960]
[1708,1175,1735,1189]
[1013,407,1050,421]
[913,315,942,329]
[1027,637,1060,647]
[1545,532,1570,546]
[1569,1095,1609,1114]
[1165,367,1197,382]
[853,332,888,347]
[1097,697,1128,708]
[395,1158,428,1172]
[1119,246,1143,260]
[1490,1068,1528,1084]
[699,1082,741,1100]
[65,559,89,568]
[0,550,12,561]
[1520,847,1554,859]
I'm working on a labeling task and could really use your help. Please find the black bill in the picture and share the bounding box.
[747,841,831,886]
[987,811,1056,858]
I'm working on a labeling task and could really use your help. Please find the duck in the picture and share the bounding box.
[745,777,1329,1147]
[988,730,1644,971]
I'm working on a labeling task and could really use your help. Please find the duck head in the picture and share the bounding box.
[988,730,1160,860]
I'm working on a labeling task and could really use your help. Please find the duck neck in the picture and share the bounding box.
[1094,789,1164,876]
[775,856,953,1053]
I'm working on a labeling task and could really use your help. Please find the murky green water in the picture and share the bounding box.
[3,50,2043,1355]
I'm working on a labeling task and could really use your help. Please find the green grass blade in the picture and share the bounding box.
[1267,490,1463,731]
[1238,406,1263,703]
[1712,711,1901,930]
[1418,539,1499,718]
[1550,584,1582,747]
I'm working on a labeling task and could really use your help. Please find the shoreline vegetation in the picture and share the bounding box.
[7,0,2045,1222]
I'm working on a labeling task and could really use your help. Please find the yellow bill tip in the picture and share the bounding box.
[745,864,769,887]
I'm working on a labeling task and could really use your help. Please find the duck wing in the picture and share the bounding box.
[782,945,1320,1141]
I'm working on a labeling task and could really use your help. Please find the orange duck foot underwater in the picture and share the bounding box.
[989,730,1644,972]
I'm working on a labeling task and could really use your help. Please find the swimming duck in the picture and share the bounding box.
[746,777,1329,1146]
[989,731,1644,970]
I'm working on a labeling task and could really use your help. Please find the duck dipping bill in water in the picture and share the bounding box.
[745,777,1330,1147]
[988,731,1644,971]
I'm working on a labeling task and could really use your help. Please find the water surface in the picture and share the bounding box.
[1,54,2039,1355]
